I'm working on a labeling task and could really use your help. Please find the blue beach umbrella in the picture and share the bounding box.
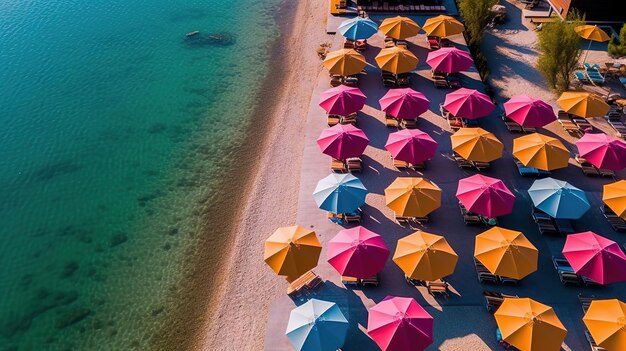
[286,299,349,351]
[528,177,590,219]
[338,17,379,41]
[313,173,367,214]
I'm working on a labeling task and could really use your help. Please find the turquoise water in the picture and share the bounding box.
[0,0,279,349]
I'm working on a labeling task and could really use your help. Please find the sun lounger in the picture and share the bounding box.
[514,158,550,177]
[327,115,340,126]
[557,112,582,136]
[448,117,463,131]
[575,155,601,176]
[346,157,362,172]
[427,280,449,297]
[532,209,559,235]
[345,210,361,223]
[440,38,451,47]
[343,76,359,87]
[354,39,367,51]
[460,202,483,225]
[473,161,490,171]
[400,118,417,129]
[585,330,607,351]
[474,258,498,283]
[575,71,589,84]
[360,274,379,287]
[439,103,451,119]
[499,276,519,285]
[340,112,357,125]
[503,116,523,132]
[330,74,342,87]
[386,115,399,128]
[287,271,322,296]
[484,291,518,312]
[396,40,408,49]
[571,116,592,131]
[554,218,575,234]
[393,158,424,170]
[552,256,581,286]
[341,276,359,286]
[327,212,345,224]
[331,159,348,173]
[434,78,449,88]
[579,293,595,313]
[427,36,440,50]
[601,205,626,231]
[453,152,474,169]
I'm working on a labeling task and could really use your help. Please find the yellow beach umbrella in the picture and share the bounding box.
[323,49,367,76]
[575,25,610,42]
[380,16,420,40]
[556,91,611,118]
[393,230,458,281]
[495,298,567,351]
[385,177,441,217]
[474,227,538,280]
[450,127,503,162]
[375,46,418,74]
[603,180,626,219]
[422,15,465,37]
[264,225,322,282]
[512,133,569,171]
[583,299,626,350]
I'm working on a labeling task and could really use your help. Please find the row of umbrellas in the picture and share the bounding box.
[338,15,465,41]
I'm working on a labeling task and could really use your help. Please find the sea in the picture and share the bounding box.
[0,0,281,349]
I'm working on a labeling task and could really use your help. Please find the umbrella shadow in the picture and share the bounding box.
[357,112,388,150]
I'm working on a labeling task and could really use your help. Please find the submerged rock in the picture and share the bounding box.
[183,32,235,48]
[55,308,91,329]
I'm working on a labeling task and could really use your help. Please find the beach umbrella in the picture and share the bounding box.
[379,16,420,40]
[327,226,390,278]
[385,129,437,164]
[556,91,611,118]
[456,175,515,218]
[338,17,379,41]
[450,127,503,162]
[367,296,433,351]
[385,177,441,218]
[264,226,322,281]
[318,85,366,116]
[503,95,556,128]
[317,124,369,160]
[425,47,473,73]
[603,180,626,219]
[576,133,626,170]
[442,88,495,119]
[422,15,465,37]
[474,227,538,280]
[323,49,367,76]
[313,173,367,214]
[393,231,458,281]
[562,231,626,285]
[375,46,418,74]
[286,299,349,351]
[528,177,590,219]
[495,298,567,351]
[575,25,610,64]
[512,133,569,171]
[379,88,430,119]
[583,299,626,351]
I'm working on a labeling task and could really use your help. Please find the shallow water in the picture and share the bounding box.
[0,0,279,349]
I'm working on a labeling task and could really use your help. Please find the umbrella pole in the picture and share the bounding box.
[582,39,592,66]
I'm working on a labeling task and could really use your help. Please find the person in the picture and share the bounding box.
[496,328,511,349]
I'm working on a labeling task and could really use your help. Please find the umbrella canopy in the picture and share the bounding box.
[575,25,610,42]
[327,226,390,278]
[286,299,349,351]
[562,231,626,285]
[603,180,626,219]
[385,177,441,217]
[556,91,611,118]
[317,124,369,160]
[503,95,556,128]
[379,16,420,40]
[512,133,569,171]
[450,127,503,162]
[583,299,626,351]
[576,133,626,170]
[528,177,590,219]
[375,46,418,74]
[422,15,465,37]
[323,49,367,76]
[442,88,495,119]
[319,85,366,116]
[313,173,367,214]
[338,17,379,41]
[425,47,473,73]
[474,227,538,280]
[264,226,322,281]
[385,129,437,164]
[495,298,567,351]
[367,296,433,351]
[379,88,430,119]
[393,231,458,281]
[456,175,515,218]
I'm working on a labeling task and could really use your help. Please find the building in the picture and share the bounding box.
[547,0,626,24]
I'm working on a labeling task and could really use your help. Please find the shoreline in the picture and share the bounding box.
[151,0,327,349]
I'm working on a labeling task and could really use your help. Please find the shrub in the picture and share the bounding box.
[608,24,626,58]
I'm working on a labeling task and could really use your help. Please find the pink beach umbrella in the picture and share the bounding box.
[326,226,390,278]
[425,47,473,73]
[563,231,626,285]
[443,88,495,119]
[456,174,515,218]
[317,124,369,160]
[319,85,367,116]
[379,88,430,120]
[576,133,626,170]
[385,129,437,164]
[503,95,556,128]
[368,296,433,351]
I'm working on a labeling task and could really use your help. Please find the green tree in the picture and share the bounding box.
[608,23,626,57]
[458,0,498,47]
[536,12,583,93]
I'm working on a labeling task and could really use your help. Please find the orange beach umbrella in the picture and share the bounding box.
[556,91,611,118]
[323,49,367,76]
[422,15,465,37]
[393,231,458,281]
[575,25,610,42]
[603,180,626,219]
[583,299,626,350]
[385,177,441,217]
[264,225,322,282]
[474,227,538,280]
[450,127,503,162]
[512,133,569,171]
[375,46,418,74]
[495,298,567,351]
[379,16,420,40]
